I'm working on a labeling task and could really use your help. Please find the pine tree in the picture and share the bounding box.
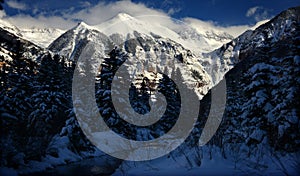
[25,53,71,160]
[0,0,4,11]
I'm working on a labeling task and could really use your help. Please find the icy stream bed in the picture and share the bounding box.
[24,156,122,176]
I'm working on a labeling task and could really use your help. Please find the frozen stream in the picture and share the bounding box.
[27,156,122,176]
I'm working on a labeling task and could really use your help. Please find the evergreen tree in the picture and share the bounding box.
[0,0,4,10]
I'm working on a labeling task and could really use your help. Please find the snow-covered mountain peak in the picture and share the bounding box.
[49,21,112,60]
[95,13,154,36]
[75,21,91,29]
[71,21,96,33]
[114,12,134,21]
[93,15,215,54]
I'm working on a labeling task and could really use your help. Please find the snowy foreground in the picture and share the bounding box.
[1,146,298,176]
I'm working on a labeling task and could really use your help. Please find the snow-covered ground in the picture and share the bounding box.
[113,145,299,176]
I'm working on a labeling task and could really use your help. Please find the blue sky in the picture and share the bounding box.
[0,0,299,31]
[2,0,299,26]
[133,0,299,25]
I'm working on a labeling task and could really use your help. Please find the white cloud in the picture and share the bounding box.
[246,6,270,22]
[161,0,181,15]
[1,0,170,29]
[6,0,27,10]
[0,10,6,18]
[79,1,92,8]
[246,6,260,17]
[65,0,169,25]
[254,10,269,22]
[5,14,76,29]
[183,17,249,37]
[167,8,181,15]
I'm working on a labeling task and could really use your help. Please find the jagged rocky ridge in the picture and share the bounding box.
[0,6,299,175]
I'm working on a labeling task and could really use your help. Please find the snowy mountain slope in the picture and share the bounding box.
[49,13,234,55]
[0,18,23,36]
[49,21,212,97]
[200,6,300,86]
[200,7,300,173]
[49,22,113,61]
[94,13,212,53]
[94,13,269,53]
[185,18,269,38]
[0,18,65,48]
[19,27,65,48]
[47,13,270,95]
[176,19,235,50]
[0,13,267,52]
[0,27,45,63]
